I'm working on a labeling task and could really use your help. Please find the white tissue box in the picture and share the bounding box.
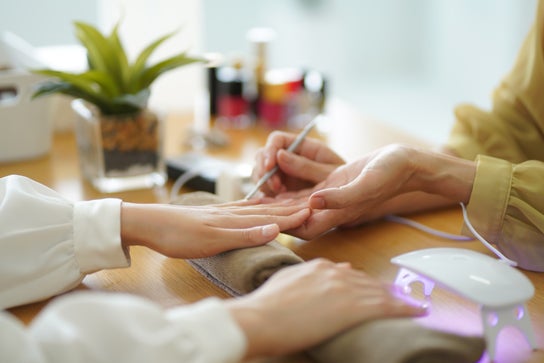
[0,70,53,162]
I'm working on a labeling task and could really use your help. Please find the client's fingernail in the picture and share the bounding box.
[421,302,429,308]
[262,224,278,238]
[419,302,430,313]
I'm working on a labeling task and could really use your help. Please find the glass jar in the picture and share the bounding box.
[71,99,166,193]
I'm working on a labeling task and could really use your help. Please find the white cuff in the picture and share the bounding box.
[167,298,247,362]
[73,199,130,274]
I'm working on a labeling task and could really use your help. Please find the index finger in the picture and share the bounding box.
[266,131,334,165]
[264,131,299,170]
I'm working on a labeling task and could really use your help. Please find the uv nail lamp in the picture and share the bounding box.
[391,247,536,361]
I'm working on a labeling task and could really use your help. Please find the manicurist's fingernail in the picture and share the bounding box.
[266,150,276,167]
[278,149,292,162]
[311,196,326,209]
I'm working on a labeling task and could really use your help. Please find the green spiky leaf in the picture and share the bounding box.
[108,21,130,92]
[139,53,202,90]
[31,20,203,116]
[128,29,178,92]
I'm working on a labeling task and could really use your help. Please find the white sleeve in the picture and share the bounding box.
[0,175,130,309]
[0,293,247,363]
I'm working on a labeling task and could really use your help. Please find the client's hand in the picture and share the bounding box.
[227,258,428,359]
[120,198,310,258]
[252,131,345,196]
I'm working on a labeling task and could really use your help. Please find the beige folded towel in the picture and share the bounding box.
[174,192,486,363]
[174,192,304,296]
[309,319,486,363]
[188,240,303,296]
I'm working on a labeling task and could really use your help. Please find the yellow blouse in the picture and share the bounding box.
[446,1,544,271]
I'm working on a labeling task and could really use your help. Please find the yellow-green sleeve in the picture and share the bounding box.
[446,0,544,271]
[467,156,544,271]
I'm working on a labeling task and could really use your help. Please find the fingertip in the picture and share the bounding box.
[420,302,430,314]
[265,149,276,169]
[261,224,280,239]
[309,195,326,209]
[396,294,430,317]
[412,302,430,317]
[268,174,281,192]
[276,148,291,162]
[240,198,259,206]
[294,207,311,223]
[337,262,352,269]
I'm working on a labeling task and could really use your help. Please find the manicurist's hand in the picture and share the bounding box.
[262,144,476,240]
[227,258,428,359]
[252,131,345,196]
[120,198,310,258]
[308,143,476,212]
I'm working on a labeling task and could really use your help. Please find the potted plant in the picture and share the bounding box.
[32,21,202,192]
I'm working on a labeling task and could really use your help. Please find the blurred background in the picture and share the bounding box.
[0,0,537,143]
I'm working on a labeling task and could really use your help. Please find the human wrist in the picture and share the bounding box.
[120,202,155,249]
[414,149,476,203]
[225,298,268,359]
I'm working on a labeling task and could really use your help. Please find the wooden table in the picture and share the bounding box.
[2,99,543,363]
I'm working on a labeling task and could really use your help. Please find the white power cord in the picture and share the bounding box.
[385,214,473,241]
[169,166,206,203]
[169,162,252,203]
[459,202,517,266]
[386,203,518,267]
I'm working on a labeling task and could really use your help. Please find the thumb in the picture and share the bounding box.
[309,183,361,209]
